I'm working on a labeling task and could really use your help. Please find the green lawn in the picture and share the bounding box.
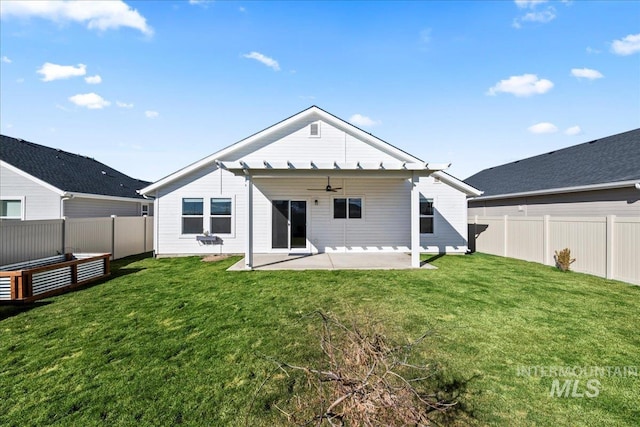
[1,253,638,426]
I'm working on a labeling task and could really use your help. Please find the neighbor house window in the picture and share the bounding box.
[182,198,203,234]
[420,197,434,234]
[141,204,149,216]
[0,199,23,220]
[210,198,232,234]
[334,198,362,219]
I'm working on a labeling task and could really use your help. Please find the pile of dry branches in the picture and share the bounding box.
[256,311,457,426]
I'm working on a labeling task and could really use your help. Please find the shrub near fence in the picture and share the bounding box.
[469,215,640,285]
[0,216,153,265]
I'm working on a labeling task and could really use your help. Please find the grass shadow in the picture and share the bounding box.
[0,301,54,321]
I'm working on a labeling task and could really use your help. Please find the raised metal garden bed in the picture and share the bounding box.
[0,253,110,303]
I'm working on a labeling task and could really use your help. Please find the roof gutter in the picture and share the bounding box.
[470,180,640,201]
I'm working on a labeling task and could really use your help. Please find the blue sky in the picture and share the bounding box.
[1,0,639,182]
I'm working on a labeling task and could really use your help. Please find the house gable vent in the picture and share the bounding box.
[309,122,320,137]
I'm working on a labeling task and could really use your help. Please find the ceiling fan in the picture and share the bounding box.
[308,176,342,192]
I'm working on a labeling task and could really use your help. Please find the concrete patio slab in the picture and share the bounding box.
[227,253,437,271]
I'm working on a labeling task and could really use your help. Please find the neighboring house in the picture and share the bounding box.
[0,135,153,220]
[465,128,640,217]
[140,106,481,269]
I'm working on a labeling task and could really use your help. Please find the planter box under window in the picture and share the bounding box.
[0,253,111,303]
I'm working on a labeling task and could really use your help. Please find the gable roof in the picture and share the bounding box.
[465,128,640,200]
[141,105,480,196]
[0,134,151,200]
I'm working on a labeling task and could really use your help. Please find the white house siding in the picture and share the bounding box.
[154,165,247,256]
[417,177,469,253]
[468,187,640,217]
[63,197,144,218]
[228,119,408,165]
[154,168,470,256]
[0,164,61,220]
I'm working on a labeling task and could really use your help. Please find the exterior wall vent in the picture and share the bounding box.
[309,122,320,137]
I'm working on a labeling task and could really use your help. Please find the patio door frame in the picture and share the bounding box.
[270,198,310,254]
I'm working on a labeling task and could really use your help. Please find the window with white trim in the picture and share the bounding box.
[333,197,362,219]
[210,198,232,234]
[420,197,434,234]
[141,204,149,216]
[182,198,203,234]
[1,199,23,220]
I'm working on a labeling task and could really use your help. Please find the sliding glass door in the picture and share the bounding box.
[272,200,307,250]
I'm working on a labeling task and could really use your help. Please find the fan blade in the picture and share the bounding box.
[307,188,326,191]
[332,187,342,190]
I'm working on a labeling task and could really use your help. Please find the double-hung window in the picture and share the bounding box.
[420,197,434,234]
[182,198,203,234]
[333,197,362,219]
[210,198,232,234]
[1,199,23,220]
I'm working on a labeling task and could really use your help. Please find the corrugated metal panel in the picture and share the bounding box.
[506,217,544,263]
[549,217,606,277]
[0,277,11,300]
[613,218,640,285]
[32,267,72,295]
[0,220,63,265]
[77,259,105,282]
[0,255,66,271]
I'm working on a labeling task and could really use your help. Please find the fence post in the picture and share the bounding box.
[543,215,550,266]
[61,217,66,255]
[606,215,615,280]
[111,215,117,260]
[503,215,508,257]
[143,216,148,253]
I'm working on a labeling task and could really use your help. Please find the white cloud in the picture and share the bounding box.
[85,74,102,84]
[564,125,582,136]
[243,51,280,71]
[69,92,110,109]
[419,28,432,45]
[521,8,556,23]
[239,6,246,13]
[37,62,86,81]
[145,110,159,119]
[514,0,548,9]
[611,33,640,56]
[1,56,11,63]
[116,101,134,109]
[528,122,558,134]
[586,46,601,54]
[487,74,553,97]
[0,0,153,36]
[570,68,603,80]
[349,114,380,127]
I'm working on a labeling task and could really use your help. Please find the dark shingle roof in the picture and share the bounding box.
[464,129,640,198]
[0,135,150,199]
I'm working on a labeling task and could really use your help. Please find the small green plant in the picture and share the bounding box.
[554,248,576,272]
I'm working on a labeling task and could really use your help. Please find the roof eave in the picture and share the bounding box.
[469,180,640,201]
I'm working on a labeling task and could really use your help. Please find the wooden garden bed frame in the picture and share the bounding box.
[0,253,110,303]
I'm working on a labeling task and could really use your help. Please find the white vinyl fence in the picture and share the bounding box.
[469,215,640,285]
[0,216,153,265]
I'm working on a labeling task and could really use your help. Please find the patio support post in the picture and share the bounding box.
[410,172,420,268]
[244,174,254,270]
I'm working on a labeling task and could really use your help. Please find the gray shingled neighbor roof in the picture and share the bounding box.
[464,128,640,198]
[0,135,150,199]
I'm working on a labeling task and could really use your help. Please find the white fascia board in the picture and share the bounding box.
[470,180,640,201]
[66,192,147,203]
[1,160,65,196]
[432,171,484,197]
